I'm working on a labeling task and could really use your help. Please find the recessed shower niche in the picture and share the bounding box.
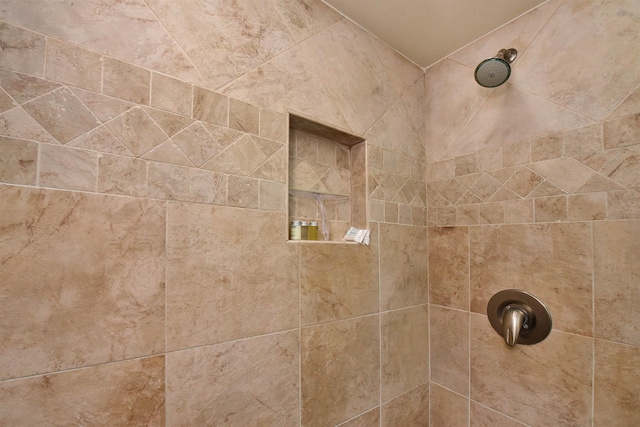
[287,114,367,242]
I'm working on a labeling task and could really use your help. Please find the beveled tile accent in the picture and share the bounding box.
[0,22,45,76]
[379,223,429,310]
[339,408,380,427]
[103,57,150,105]
[98,154,148,197]
[470,223,593,336]
[39,144,97,191]
[22,87,100,143]
[430,305,469,396]
[534,195,567,222]
[148,162,190,201]
[594,220,640,346]
[0,186,166,379]
[299,237,378,326]
[105,107,167,157]
[381,384,429,427]
[193,86,227,126]
[189,169,227,205]
[594,339,640,426]
[568,193,606,221]
[301,316,379,427]
[0,136,37,185]
[470,314,592,426]
[0,356,165,426]
[229,98,259,135]
[150,72,192,116]
[45,39,102,92]
[470,402,528,427]
[0,68,60,105]
[381,305,429,402]
[428,226,469,310]
[430,383,469,427]
[166,332,299,426]
[166,204,297,350]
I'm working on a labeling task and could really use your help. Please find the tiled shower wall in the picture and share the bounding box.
[0,0,428,426]
[426,0,640,425]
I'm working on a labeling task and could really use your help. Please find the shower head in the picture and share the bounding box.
[474,48,518,88]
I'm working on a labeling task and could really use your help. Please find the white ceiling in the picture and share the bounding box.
[322,0,548,69]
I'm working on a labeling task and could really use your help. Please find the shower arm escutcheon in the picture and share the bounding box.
[486,289,552,347]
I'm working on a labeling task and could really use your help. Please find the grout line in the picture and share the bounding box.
[590,220,596,426]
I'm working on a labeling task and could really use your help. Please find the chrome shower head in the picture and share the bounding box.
[474,48,518,88]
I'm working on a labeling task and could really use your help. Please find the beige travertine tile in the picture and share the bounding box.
[383,150,398,173]
[381,305,429,402]
[68,125,132,156]
[534,195,567,222]
[428,226,469,310]
[456,204,479,225]
[148,162,189,201]
[45,39,102,92]
[576,173,623,194]
[0,356,164,426]
[381,384,429,427]
[22,87,100,143]
[103,58,150,105]
[568,193,606,221]
[436,206,456,226]
[192,86,227,126]
[607,86,640,120]
[502,140,531,167]
[430,383,469,427]
[252,146,287,182]
[301,316,379,427]
[602,150,640,189]
[469,173,502,201]
[189,169,227,205]
[0,136,37,185]
[505,167,544,197]
[504,199,534,224]
[105,107,167,157]
[150,72,192,116]
[339,408,380,427]
[71,88,135,123]
[144,106,194,137]
[39,144,97,191]
[0,87,15,113]
[470,223,593,336]
[455,153,477,176]
[229,98,259,135]
[300,241,378,326]
[470,402,528,427]
[166,331,299,426]
[171,122,221,167]
[371,199,385,222]
[594,339,640,426]
[430,305,469,396]
[398,204,412,225]
[259,180,285,211]
[479,202,504,224]
[142,140,193,167]
[228,175,259,209]
[259,108,287,143]
[385,201,399,223]
[594,221,640,346]
[0,186,165,380]
[0,68,60,105]
[412,206,426,226]
[379,223,428,310]
[530,158,596,194]
[0,22,45,76]
[98,154,148,197]
[166,204,297,350]
[477,147,502,172]
[531,133,563,162]
[432,159,456,180]
[470,314,592,426]
[607,188,640,219]
[0,107,63,144]
[564,123,602,157]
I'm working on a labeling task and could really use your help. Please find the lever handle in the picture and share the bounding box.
[502,307,526,347]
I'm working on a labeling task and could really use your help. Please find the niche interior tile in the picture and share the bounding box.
[381,305,429,402]
[39,144,97,191]
[98,154,148,197]
[470,315,593,426]
[470,402,529,427]
[0,136,37,185]
[428,226,469,310]
[430,383,469,427]
[150,72,192,116]
[105,107,167,157]
[0,356,165,426]
[0,186,166,380]
[166,204,297,350]
[594,220,640,346]
[430,305,469,396]
[299,237,378,326]
[103,58,150,105]
[301,316,379,427]
[45,39,102,92]
[381,384,429,427]
[379,223,428,310]
[22,87,100,143]
[166,331,299,426]
[594,339,640,426]
[0,22,45,76]
[470,223,593,336]
[192,86,227,126]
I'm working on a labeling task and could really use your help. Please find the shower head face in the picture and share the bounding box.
[475,57,511,88]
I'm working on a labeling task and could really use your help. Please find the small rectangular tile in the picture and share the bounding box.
[148,162,190,201]
[39,144,97,191]
[0,136,37,185]
[192,86,227,126]
[0,22,45,76]
[534,195,567,222]
[229,98,259,135]
[103,57,150,105]
[45,39,102,92]
[568,193,606,221]
[150,72,192,116]
[98,154,148,197]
